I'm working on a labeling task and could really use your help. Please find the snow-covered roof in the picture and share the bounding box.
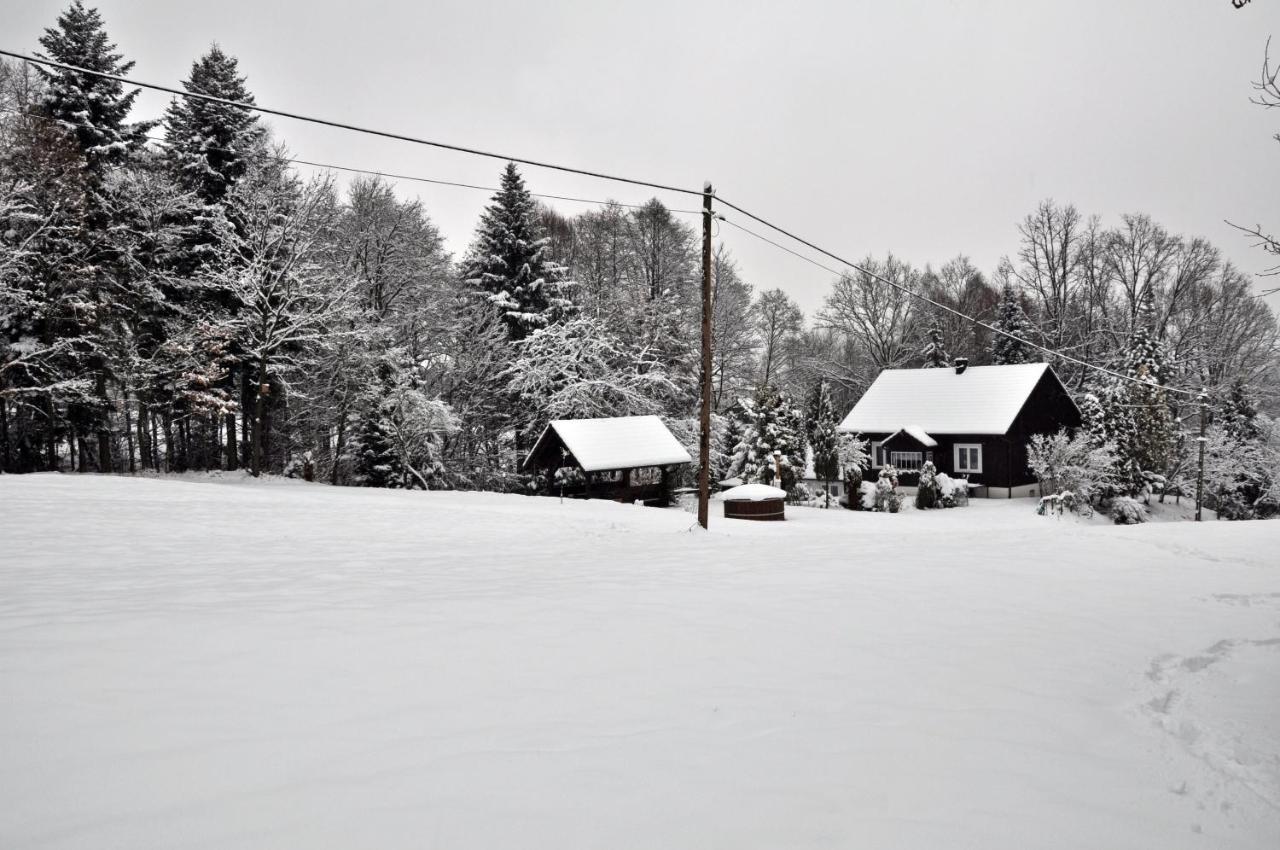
[526,416,693,473]
[881,426,938,448]
[720,483,787,502]
[838,363,1061,435]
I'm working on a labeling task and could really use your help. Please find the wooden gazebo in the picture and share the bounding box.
[522,416,693,507]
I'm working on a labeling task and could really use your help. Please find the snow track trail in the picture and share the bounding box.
[1,474,1278,849]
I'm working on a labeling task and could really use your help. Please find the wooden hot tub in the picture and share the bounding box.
[721,483,787,522]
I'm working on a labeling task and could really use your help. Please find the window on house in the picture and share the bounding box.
[890,451,922,471]
[873,444,886,468]
[954,444,983,474]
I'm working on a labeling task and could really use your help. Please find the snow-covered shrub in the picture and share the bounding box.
[915,461,941,509]
[874,466,901,513]
[1038,491,1080,518]
[935,472,966,508]
[282,451,316,482]
[1109,496,1148,525]
[1027,430,1117,510]
[839,433,870,511]
[788,483,812,504]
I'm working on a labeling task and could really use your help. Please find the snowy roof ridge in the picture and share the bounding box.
[838,363,1054,435]
[881,426,938,447]
[528,415,693,473]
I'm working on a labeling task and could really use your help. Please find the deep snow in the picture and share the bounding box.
[1,474,1277,849]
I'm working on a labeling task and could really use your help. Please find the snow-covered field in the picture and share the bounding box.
[1,474,1278,849]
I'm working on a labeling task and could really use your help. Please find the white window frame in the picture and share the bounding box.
[873,444,886,468]
[954,443,983,474]
[890,451,923,471]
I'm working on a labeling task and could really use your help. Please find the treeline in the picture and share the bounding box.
[2,3,1278,508]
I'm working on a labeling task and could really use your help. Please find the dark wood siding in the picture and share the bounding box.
[1004,369,1083,486]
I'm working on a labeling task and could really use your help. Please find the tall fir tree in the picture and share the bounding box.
[163,44,266,469]
[461,163,575,340]
[165,46,262,204]
[35,1,151,472]
[805,378,841,506]
[1121,290,1175,487]
[990,282,1034,365]
[920,323,949,368]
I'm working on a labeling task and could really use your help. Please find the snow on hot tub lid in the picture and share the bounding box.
[720,483,787,502]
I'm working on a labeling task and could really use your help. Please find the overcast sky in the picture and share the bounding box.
[4,0,1278,316]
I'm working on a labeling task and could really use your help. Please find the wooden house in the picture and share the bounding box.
[522,415,693,506]
[837,360,1081,498]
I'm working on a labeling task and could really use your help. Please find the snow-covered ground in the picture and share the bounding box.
[1,474,1277,849]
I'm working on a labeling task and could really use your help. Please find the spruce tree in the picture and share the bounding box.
[747,384,804,491]
[37,2,149,190]
[805,379,840,505]
[921,323,949,368]
[1078,392,1108,445]
[461,163,575,340]
[35,1,150,471]
[1220,377,1260,443]
[1121,291,1174,489]
[991,282,1034,365]
[354,402,403,488]
[164,46,263,207]
[163,45,266,469]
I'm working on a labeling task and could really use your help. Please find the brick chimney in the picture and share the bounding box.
[954,357,969,375]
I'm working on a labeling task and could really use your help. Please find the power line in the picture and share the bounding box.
[0,48,704,200]
[0,48,1223,398]
[717,202,1208,399]
[0,104,703,215]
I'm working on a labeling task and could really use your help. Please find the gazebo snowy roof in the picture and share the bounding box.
[523,416,693,473]
[838,363,1068,435]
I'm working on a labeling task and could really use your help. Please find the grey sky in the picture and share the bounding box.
[4,0,1278,317]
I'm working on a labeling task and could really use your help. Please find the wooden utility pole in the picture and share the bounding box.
[697,182,714,530]
[1195,389,1207,522]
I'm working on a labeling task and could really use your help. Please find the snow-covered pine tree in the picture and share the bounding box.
[461,163,575,340]
[1220,377,1260,443]
[1078,392,1108,445]
[164,47,263,208]
[354,397,403,488]
[715,409,744,483]
[34,1,152,471]
[745,384,804,491]
[1119,290,1175,495]
[920,323,949,368]
[990,282,1034,365]
[1093,380,1141,495]
[722,398,755,482]
[36,3,150,190]
[161,47,269,470]
[805,378,840,506]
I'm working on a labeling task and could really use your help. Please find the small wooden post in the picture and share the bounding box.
[1195,390,1207,522]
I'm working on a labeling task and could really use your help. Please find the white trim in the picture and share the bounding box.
[985,484,1040,499]
[890,451,923,471]
[954,443,983,474]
